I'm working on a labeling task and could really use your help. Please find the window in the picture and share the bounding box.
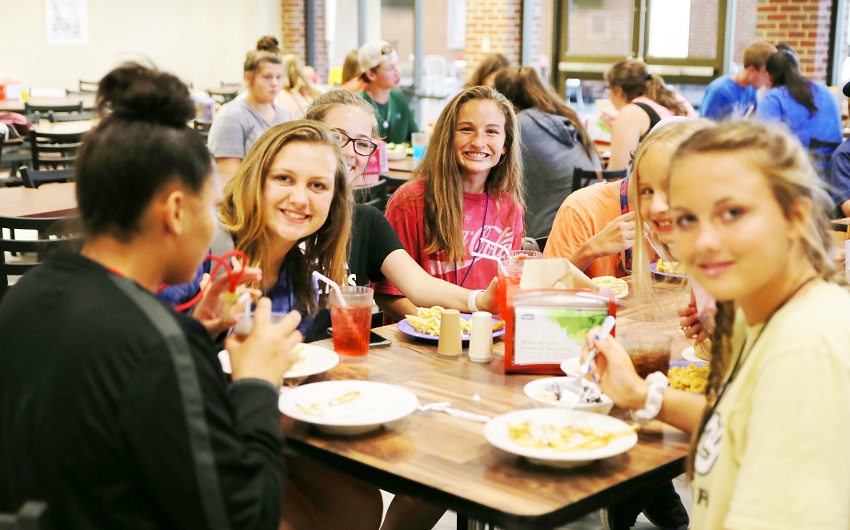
[554,0,730,94]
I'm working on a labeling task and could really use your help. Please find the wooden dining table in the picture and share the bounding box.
[0,182,77,218]
[281,278,695,529]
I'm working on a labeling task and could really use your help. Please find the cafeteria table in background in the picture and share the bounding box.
[281,279,694,530]
[0,182,77,218]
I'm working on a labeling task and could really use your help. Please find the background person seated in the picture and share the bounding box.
[358,40,419,144]
[699,42,775,121]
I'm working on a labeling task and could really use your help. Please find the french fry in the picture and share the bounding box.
[405,306,505,337]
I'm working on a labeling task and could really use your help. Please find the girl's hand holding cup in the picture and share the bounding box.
[225,298,303,385]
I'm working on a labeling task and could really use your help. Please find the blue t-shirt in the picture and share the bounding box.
[699,75,757,121]
[827,139,850,210]
[755,83,842,148]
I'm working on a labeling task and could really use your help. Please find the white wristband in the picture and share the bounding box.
[631,371,668,425]
[468,289,484,313]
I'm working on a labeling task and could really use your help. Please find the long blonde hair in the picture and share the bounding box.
[221,120,352,316]
[674,121,835,479]
[283,54,322,98]
[630,118,716,307]
[400,86,524,262]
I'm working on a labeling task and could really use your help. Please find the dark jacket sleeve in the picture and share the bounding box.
[119,320,285,530]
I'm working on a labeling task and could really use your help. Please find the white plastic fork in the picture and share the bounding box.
[416,399,491,423]
[578,315,617,397]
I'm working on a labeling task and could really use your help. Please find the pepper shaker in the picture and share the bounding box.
[437,309,462,358]
[468,311,493,363]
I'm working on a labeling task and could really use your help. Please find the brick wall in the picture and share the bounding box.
[281,0,328,83]
[756,0,833,82]
[733,0,759,66]
[464,0,522,79]
[689,0,719,58]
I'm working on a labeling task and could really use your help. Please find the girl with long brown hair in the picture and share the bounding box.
[604,59,696,171]
[493,66,600,239]
[584,121,850,528]
[375,86,525,320]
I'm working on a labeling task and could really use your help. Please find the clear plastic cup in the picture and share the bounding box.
[329,286,374,362]
[497,250,543,316]
[620,330,672,379]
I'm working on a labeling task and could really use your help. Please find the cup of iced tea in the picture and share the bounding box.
[620,330,672,379]
[329,286,374,362]
[497,250,543,316]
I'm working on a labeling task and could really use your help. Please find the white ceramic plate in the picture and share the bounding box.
[523,377,614,415]
[484,409,637,468]
[218,344,339,379]
[386,149,407,160]
[279,380,419,435]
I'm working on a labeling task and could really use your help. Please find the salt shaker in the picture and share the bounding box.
[437,309,462,358]
[468,311,493,363]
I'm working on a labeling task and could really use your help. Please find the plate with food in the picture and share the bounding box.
[523,377,614,415]
[398,306,506,342]
[218,343,339,380]
[668,360,709,393]
[650,259,687,280]
[279,380,419,435]
[591,275,628,300]
[484,409,637,468]
[385,142,409,160]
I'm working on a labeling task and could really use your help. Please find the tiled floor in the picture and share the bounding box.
[383,474,692,530]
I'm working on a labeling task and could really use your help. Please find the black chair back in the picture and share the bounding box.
[24,102,84,115]
[207,87,238,105]
[354,179,389,212]
[193,119,213,140]
[28,130,83,170]
[0,500,48,530]
[47,110,94,123]
[572,167,628,193]
[0,216,80,299]
[19,166,74,189]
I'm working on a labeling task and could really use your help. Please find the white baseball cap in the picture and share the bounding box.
[358,41,398,71]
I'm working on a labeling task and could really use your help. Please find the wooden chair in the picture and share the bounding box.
[19,166,74,189]
[572,167,627,193]
[0,216,80,299]
[0,125,30,184]
[0,500,48,530]
[28,130,83,170]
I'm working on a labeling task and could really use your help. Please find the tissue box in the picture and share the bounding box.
[503,289,615,374]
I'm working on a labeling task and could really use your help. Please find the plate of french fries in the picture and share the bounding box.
[484,409,638,468]
[651,259,687,279]
[218,343,339,380]
[279,380,419,435]
[398,306,506,342]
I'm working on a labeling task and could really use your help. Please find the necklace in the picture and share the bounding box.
[456,193,489,287]
[365,92,392,134]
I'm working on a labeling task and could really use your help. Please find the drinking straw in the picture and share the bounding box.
[312,270,347,307]
[480,237,510,258]
[471,251,507,275]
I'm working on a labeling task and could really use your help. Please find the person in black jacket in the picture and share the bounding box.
[0,62,303,530]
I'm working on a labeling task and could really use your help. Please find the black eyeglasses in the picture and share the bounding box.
[331,130,378,156]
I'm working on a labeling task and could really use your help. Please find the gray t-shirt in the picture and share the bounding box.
[208,99,293,159]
